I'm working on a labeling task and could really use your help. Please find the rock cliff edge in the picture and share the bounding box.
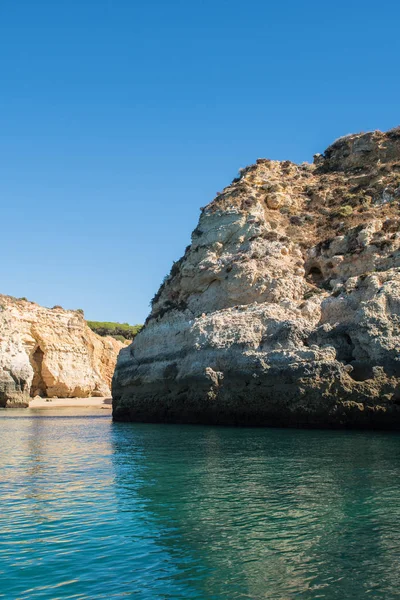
[113,129,400,428]
[0,296,123,407]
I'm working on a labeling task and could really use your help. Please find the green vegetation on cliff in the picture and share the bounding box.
[87,321,142,343]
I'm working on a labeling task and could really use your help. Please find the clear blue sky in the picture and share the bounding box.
[1,0,399,324]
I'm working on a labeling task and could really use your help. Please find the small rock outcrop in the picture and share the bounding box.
[113,128,400,428]
[0,296,124,407]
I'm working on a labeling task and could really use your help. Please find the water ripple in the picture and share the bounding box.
[0,410,400,599]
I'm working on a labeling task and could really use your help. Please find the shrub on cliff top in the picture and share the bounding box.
[337,205,353,217]
[87,321,143,342]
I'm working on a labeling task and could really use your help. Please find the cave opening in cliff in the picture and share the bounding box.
[306,265,324,285]
[348,362,375,382]
[30,346,47,397]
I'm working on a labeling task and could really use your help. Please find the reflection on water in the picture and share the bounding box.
[0,410,400,599]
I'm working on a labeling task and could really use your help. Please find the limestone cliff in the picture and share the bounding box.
[113,128,400,428]
[0,296,123,407]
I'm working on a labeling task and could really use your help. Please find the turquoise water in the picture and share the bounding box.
[1,411,400,599]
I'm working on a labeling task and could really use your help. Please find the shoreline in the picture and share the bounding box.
[28,397,112,410]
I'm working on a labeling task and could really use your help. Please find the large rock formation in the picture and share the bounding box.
[0,296,123,407]
[113,128,400,428]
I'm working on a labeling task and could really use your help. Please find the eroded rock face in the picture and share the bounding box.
[0,296,124,407]
[113,128,400,428]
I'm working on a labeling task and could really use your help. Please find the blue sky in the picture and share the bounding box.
[1,0,399,324]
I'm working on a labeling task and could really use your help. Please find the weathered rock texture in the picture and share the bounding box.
[113,128,400,428]
[0,296,123,407]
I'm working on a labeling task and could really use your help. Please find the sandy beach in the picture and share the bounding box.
[28,397,112,410]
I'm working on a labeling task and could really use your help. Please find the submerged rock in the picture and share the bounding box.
[113,128,400,428]
[0,296,123,407]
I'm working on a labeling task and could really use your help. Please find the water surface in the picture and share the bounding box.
[1,409,400,599]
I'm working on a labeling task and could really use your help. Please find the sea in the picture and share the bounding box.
[1,409,399,599]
